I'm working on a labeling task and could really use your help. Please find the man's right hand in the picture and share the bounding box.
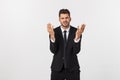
[47,23,55,41]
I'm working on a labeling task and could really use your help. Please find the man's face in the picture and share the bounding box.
[59,14,71,28]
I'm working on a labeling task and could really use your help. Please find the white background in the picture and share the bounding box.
[0,0,120,80]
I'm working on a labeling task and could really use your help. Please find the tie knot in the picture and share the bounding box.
[64,30,67,33]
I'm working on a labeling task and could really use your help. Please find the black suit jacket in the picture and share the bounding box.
[49,26,82,71]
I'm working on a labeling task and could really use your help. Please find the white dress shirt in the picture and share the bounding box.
[51,26,80,43]
[60,26,70,40]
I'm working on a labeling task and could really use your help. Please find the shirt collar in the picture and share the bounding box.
[60,25,70,33]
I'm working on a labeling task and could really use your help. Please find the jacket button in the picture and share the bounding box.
[62,57,64,60]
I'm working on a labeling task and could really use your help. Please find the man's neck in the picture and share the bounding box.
[60,25,70,32]
[61,25,70,30]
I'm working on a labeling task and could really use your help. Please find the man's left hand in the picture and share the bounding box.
[74,24,86,40]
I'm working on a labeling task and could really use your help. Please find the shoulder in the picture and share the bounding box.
[53,26,60,31]
[70,26,77,32]
[53,26,77,31]
[54,26,60,31]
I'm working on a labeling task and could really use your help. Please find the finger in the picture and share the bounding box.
[82,24,85,30]
[47,23,52,33]
[80,24,85,32]
[47,23,52,28]
[77,25,81,32]
[48,23,53,31]
[78,25,81,29]
[51,25,54,30]
[78,25,83,31]
[82,24,85,28]
[75,26,79,33]
[76,26,79,30]
[77,24,85,33]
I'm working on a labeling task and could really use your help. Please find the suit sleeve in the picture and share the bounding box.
[49,35,57,54]
[73,35,82,54]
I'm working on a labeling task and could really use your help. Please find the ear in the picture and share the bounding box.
[70,17,71,21]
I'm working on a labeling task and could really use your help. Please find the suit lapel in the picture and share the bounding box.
[57,27,64,40]
[67,26,73,43]
[57,26,74,46]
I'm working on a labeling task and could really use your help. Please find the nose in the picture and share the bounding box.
[63,18,67,21]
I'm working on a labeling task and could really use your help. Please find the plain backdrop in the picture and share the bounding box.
[0,0,120,80]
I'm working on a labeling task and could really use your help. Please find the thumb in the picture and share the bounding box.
[77,26,80,30]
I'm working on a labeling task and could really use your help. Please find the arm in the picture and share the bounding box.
[47,23,57,54]
[49,35,57,54]
[73,24,85,54]
[73,35,82,54]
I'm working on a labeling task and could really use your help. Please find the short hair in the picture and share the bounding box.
[59,9,70,17]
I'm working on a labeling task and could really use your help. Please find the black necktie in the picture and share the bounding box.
[63,30,67,68]
[64,30,67,44]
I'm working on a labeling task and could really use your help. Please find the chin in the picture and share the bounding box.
[63,24,69,27]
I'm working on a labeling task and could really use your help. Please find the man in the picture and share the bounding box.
[47,9,85,80]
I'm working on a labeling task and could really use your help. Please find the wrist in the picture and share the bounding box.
[74,37,79,41]
[50,35,55,41]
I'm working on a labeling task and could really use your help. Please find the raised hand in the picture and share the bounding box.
[75,24,85,40]
[47,23,55,40]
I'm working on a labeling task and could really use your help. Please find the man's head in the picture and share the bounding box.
[59,9,71,29]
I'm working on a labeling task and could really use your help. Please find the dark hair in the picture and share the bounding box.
[59,9,70,17]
